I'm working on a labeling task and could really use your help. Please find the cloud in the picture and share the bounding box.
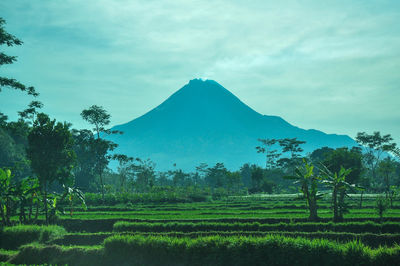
[1,0,400,141]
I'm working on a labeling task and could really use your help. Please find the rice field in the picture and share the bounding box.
[1,194,399,265]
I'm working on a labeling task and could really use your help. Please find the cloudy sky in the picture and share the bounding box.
[1,0,399,142]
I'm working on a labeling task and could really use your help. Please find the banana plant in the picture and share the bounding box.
[0,168,15,226]
[284,159,323,221]
[47,185,87,222]
[60,185,87,216]
[319,165,356,222]
[15,176,40,223]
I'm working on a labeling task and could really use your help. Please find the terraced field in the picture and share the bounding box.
[1,195,400,265]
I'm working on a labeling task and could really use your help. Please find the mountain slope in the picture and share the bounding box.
[109,79,357,170]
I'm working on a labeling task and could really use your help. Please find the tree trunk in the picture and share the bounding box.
[308,200,318,221]
[28,200,33,222]
[338,190,345,222]
[6,198,11,225]
[44,181,48,225]
[307,195,318,222]
[35,199,39,221]
[332,188,338,222]
[100,171,105,203]
[19,198,26,223]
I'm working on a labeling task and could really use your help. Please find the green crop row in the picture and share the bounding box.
[113,221,400,234]
[7,235,400,265]
[0,225,66,250]
[103,234,400,266]
[49,231,400,248]
[56,217,400,232]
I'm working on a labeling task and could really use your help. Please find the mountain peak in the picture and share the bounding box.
[110,79,358,171]
[177,78,230,97]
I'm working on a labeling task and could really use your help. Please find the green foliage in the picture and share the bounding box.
[284,159,322,221]
[113,221,400,234]
[9,243,102,266]
[0,225,66,250]
[320,165,354,222]
[0,17,38,97]
[356,131,397,182]
[103,234,400,266]
[27,113,76,224]
[375,196,388,220]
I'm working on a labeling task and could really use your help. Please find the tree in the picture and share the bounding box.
[310,147,334,164]
[80,105,122,201]
[277,138,306,173]
[375,196,388,221]
[115,155,135,192]
[250,166,264,191]
[205,163,228,189]
[27,113,76,224]
[0,18,38,97]
[226,171,243,194]
[284,159,322,221]
[377,157,397,201]
[18,101,43,125]
[71,129,98,190]
[356,131,397,181]
[81,105,111,139]
[240,163,252,188]
[256,139,281,169]
[322,147,363,209]
[132,159,156,193]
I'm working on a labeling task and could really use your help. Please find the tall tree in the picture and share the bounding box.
[322,147,363,211]
[378,157,397,199]
[27,113,76,224]
[278,138,306,173]
[0,18,38,97]
[205,163,228,189]
[256,139,281,169]
[71,129,98,190]
[80,105,121,201]
[81,105,111,139]
[356,131,397,181]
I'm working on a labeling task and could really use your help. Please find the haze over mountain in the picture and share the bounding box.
[108,79,358,171]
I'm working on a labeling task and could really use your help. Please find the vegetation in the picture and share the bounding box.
[1,16,400,265]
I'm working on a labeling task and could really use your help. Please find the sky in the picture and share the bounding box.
[1,0,400,142]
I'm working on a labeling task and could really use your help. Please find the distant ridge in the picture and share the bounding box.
[108,79,357,170]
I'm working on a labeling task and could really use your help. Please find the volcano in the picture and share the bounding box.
[108,79,357,170]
